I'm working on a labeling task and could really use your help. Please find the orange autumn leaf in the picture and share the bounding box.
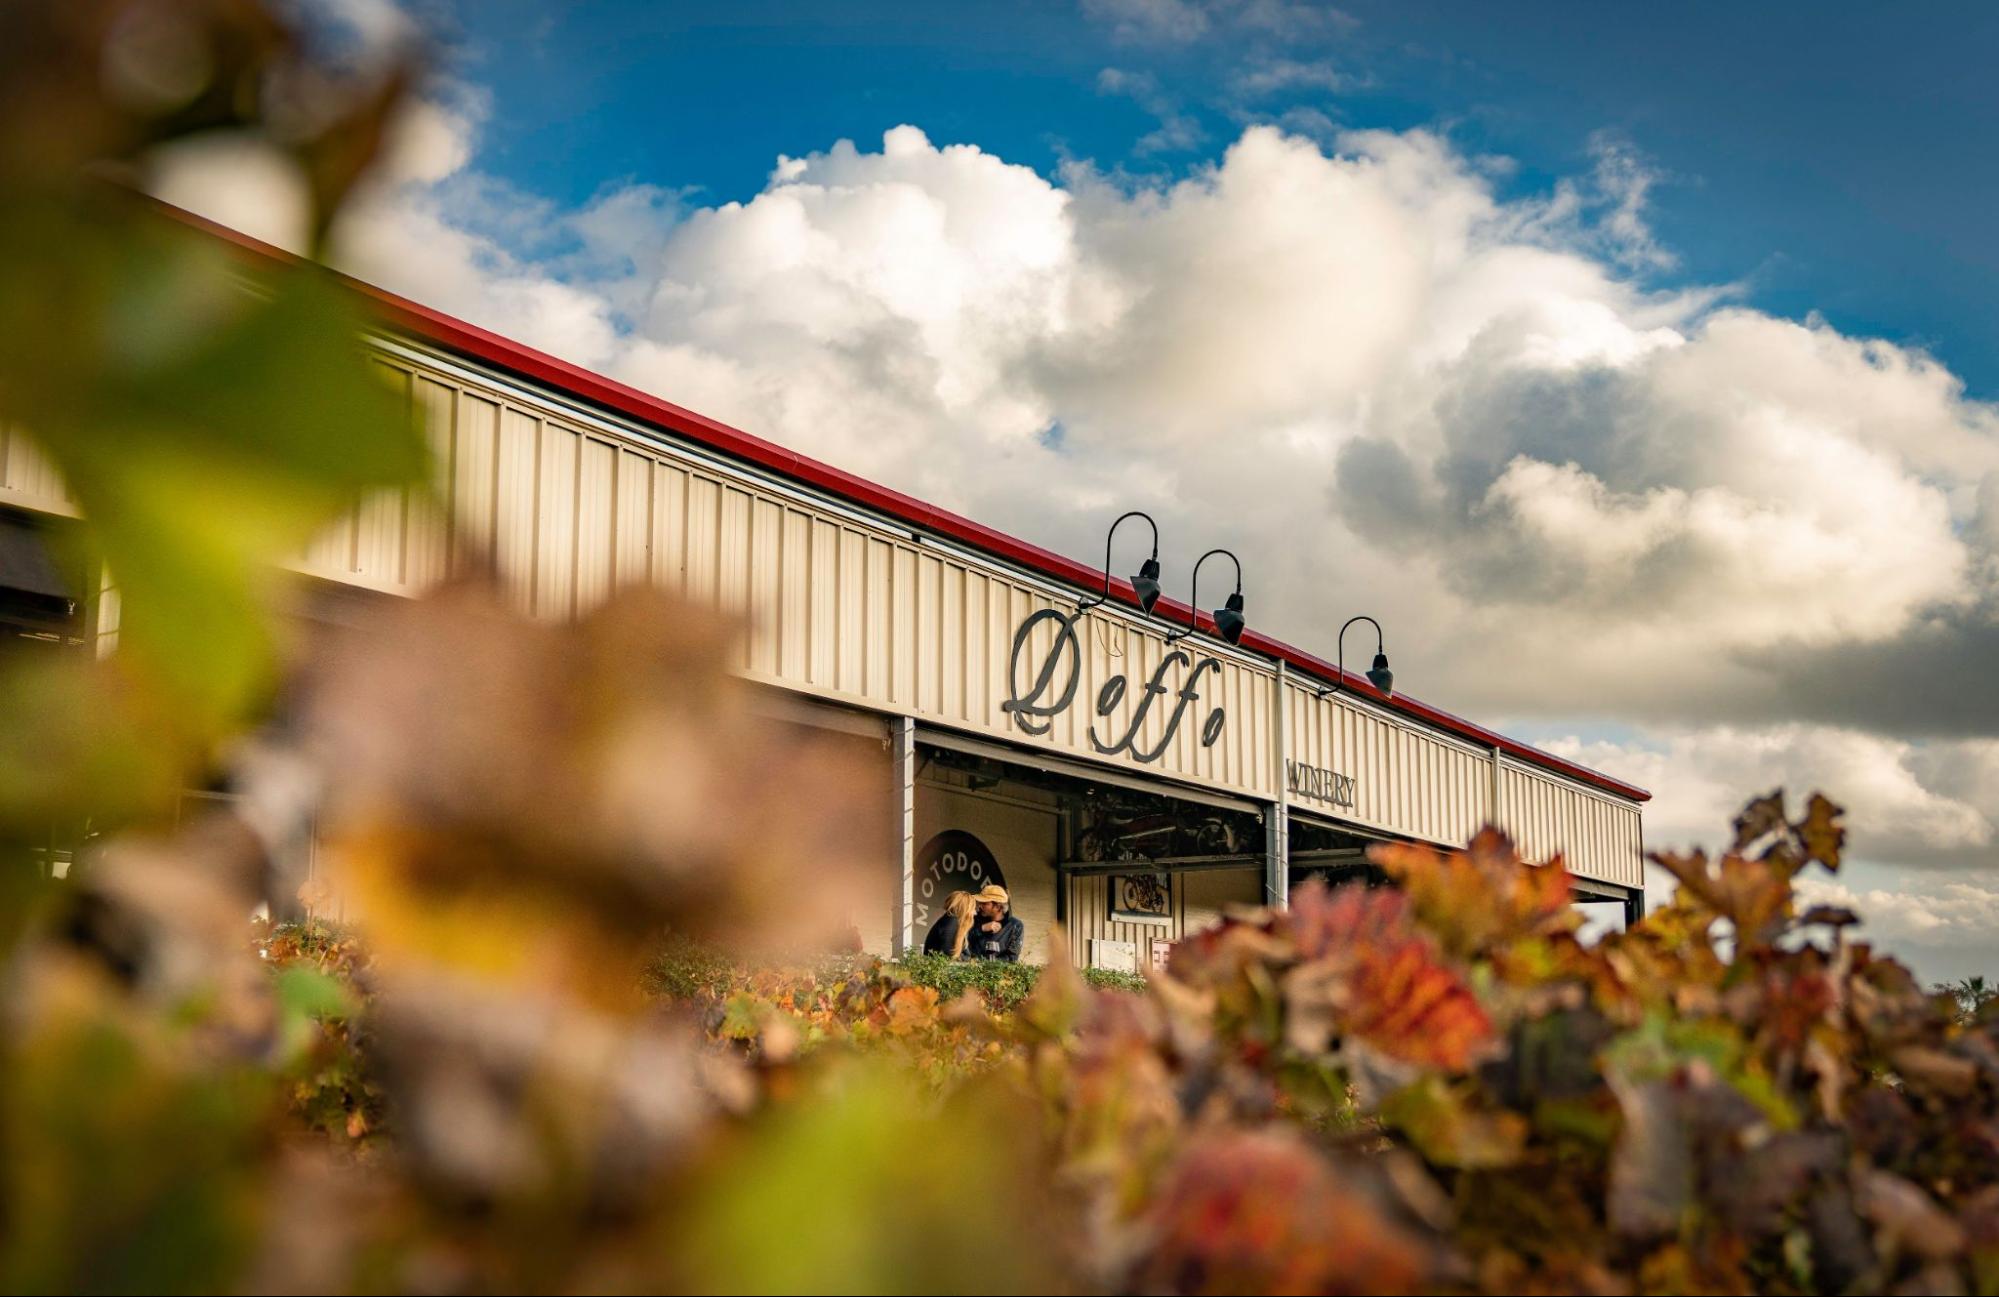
[1371,828,1578,962]
[1652,846,1796,950]
[1132,1129,1431,1296]
[1281,883,1497,1071]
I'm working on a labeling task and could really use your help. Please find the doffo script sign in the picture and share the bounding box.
[1285,758,1356,809]
[1000,609,1225,762]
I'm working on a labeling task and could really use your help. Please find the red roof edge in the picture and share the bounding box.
[155,198,1651,805]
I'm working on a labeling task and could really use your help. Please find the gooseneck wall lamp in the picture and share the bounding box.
[1316,615,1394,700]
[1076,510,1163,617]
[1164,548,1246,647]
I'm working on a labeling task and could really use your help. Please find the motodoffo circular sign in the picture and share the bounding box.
[913,830,1008,938]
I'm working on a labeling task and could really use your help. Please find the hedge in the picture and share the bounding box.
[642,937,1147,1010]
[892,952,1148,1009]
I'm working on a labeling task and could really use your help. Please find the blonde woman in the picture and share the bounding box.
[921,889,978,958]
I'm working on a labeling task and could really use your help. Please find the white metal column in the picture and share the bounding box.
[891,714,917,955]
[1490,743,1504,833]
[1265,660,1290,909]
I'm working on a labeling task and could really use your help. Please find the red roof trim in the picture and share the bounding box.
[160,200,1651,803]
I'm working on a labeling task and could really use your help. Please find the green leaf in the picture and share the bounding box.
[273,966,351,1022]
[1381,1074,1528,1169]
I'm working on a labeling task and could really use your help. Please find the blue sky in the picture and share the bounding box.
[425,0,1999,397]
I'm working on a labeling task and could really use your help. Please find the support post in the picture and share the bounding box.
[891,715,916,955]
[1490,743,1504,833]
[1266,660,1290,909]
[1264,804,1288,909]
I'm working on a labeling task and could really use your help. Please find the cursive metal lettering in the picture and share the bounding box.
[999,608,1082,736]
[1000,610,1227,762]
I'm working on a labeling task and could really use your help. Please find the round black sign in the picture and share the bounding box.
[913,829,1008,940]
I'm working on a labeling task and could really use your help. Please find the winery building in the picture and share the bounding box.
[0,210,1650,972]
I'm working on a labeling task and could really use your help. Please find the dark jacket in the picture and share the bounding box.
[964,913,1025,963]
[922,913,967,957]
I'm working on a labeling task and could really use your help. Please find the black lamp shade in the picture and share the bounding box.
[1214,591,1246,645]
[1133,557,1162,615]
[1367,650,1393,697]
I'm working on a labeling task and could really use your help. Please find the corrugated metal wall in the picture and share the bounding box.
[1180,869,1262,938]
[1498,761,1645,889]
[1066,873,1186,971]
[303,354,1282,802]
[0,425,75,519]
[1280,678,1496,847]
[307,350,1643,885]
[1067,869,1260,971]
[0,344,1647,889]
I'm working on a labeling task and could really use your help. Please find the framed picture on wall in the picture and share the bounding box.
[1108,872,1172,926]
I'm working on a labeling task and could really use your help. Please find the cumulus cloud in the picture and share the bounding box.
[1794,872,1999,983]
[1083,0,1212,45]
[1540,728,1998,866]
[159,106,1995,750]
[1538,726,1999,980]
[150,47,1999,976]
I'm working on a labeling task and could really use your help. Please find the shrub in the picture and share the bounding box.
[640,934,744,1001]
[644,940,1150,1016]
[891,952,1045,1010]
[258,919,383,1144]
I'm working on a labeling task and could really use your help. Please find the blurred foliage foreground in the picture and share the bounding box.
[6,4,1999,1295]
[0,582,1995,1296]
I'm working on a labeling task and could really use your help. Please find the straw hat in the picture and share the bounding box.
[973,884,1010,906]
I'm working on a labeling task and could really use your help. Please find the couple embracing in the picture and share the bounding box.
[922,884,1023,962]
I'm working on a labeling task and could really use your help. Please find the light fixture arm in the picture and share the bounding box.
[1076,510,1160,614]
[1164,548,1242,644]
[1315,615,1386,699]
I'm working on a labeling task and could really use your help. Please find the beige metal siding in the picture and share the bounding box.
[1066,869,1259,971]
[1181,868,1262,937]
[613,448,651,590]
[0,427,75,518]
[317,351,1646,880]
[1499,761,1645,889]
[309,358,1271,797]
[1280,679,1494,848]
[277,350,1643,885]
[451,391,500,567]
[1067,873,1186,970]
[0,345,1645,888]
[493,406,539,610]
[0,343,1644,888]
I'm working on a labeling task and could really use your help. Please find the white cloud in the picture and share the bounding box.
[1539,728,1997,866]
[1084,0,1355,46]
[1793,868,1999,985]
[1083,0,1212,44]
[146,131,314,251]
[153,92,1999,970]
[1537,727,1999,980]
[160,111,1993,744]
[1098,68,1207,155]
[1231,57,1352,98]
[298,0,418,58]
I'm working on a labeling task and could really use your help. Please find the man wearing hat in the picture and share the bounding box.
[966,884,1024,962]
